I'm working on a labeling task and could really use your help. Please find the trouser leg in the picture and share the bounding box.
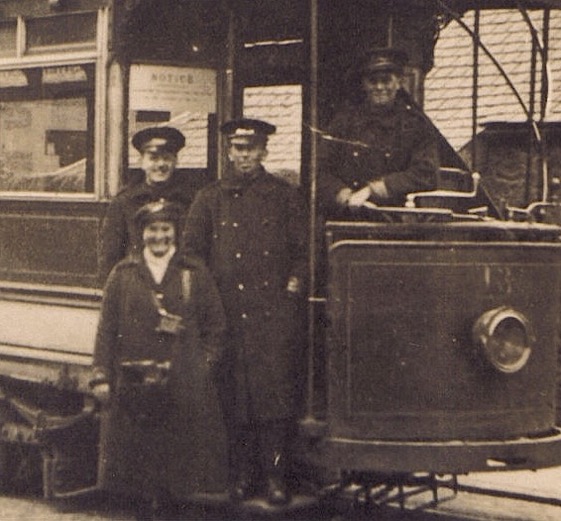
[258,419,291,506]
[229,423,258,501]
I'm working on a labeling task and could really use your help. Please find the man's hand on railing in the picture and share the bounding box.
[348,185,372,208]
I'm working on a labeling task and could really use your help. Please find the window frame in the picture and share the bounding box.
[0,8,109,202]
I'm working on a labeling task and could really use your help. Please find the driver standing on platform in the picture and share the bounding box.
[317,47,439,219]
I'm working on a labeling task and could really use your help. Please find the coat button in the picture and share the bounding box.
[263,281,269,288]
[352,151,359,157]
[238,283,245,290]
[235,252,242,259]
[263,250,270,256]
[241,313,248,319]
[352,181,359,188]
[264,310,271,318]
[385,152,391,158]
[233,222,239,228]
[220,221,227,226]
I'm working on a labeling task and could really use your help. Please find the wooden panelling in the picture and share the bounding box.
[0,202,105,288]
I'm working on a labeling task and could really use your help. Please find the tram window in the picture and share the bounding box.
[0,64,94,194]
[243,85,302,185]
[26,12,97,52]
[0,20,17,58]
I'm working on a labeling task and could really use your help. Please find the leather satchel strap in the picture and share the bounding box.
[181,269,192,302]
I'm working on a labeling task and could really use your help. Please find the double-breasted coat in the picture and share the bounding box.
[98,178,192,282]
[92,254,228,500]
[317,96,439,217]
[183,168,308,423]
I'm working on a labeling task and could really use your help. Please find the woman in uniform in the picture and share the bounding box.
[91,199,228,520]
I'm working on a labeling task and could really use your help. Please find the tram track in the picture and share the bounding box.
[386,478,561,521]
[0,486,560,521]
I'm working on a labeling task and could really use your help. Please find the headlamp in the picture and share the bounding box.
[472,307,532,373]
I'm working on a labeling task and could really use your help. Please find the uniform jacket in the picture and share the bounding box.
[317,96,439,217]
[93,254,228,499]
[98,177,192,282]
[183,168,308,422]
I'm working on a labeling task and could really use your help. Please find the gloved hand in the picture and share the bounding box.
[286,276,301,294]
[335,187,353,207]
[347,185,372,208]
[91,382,111,405]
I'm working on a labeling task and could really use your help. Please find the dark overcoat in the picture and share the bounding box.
[183,169,308,423]
[317,96,439,216]
[98,178,192,282]
[93,254,228,500]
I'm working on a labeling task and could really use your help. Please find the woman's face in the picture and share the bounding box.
[142,220,176,257]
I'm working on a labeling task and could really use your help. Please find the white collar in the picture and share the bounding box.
[143,246,176,284]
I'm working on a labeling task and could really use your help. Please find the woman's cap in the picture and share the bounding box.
[134,199,183,228]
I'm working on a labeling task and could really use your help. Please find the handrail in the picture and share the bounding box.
[405,172,481,207]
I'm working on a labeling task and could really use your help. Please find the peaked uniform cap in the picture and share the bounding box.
[362,47,409,74]
[131,126,186,153]
[134,199,183,228]
[221,118,276,141]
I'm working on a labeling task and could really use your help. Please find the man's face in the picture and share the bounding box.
[141,149,177,185]
[362,71,401,107]
[142,220,176,257]
[228,138,267,178]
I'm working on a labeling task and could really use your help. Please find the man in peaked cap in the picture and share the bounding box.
[183,118,308,506]
[98,126,190,282]
[219,118,277,179]
[317,47,438,217]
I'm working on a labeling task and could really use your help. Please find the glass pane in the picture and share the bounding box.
[0,65,94,194]
[0,20,17,58]
[243,84,302,185]
[26,12,97,50]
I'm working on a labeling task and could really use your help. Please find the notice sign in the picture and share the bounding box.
[129,65,216,114]
[129,65,217,169]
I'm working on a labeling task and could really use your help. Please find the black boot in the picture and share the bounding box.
[258,421,291,506]
[229,426,257,502]
[266,473,290,506]
[134,497,156,521]
[230,472,254,503]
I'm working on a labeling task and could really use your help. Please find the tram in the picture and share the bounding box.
[0,0,561,507]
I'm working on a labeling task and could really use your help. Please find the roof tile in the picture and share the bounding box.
[425,8,561,150]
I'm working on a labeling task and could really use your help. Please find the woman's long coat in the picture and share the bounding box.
[183,169,308,423]
[93,254,228,500]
